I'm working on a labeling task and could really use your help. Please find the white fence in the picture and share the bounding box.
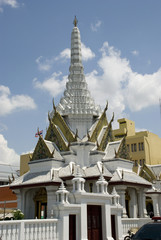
[0,219,59,240]
[122,218,152,235]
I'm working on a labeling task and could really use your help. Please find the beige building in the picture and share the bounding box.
[113,118,161,166]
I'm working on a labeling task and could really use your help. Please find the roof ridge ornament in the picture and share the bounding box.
[73,16,78,27]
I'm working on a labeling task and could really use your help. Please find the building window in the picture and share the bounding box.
[139,143,141,151]
[139,142,144,151]
[134,143,137,152]
[139,159,145,166]
[131,144,134,152]
[134,160,138,167]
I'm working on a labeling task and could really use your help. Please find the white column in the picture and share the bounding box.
[116,211,123,240]
[129,188,137,218]
[59,213,69,240]
[46,186,57,218]
[116,186,127,218]
[104,204,114,240]
[143,191,148,218]
[80,203,88,240]
[151,194,160,217]
[13,189,27,215]
[137,189,148,218]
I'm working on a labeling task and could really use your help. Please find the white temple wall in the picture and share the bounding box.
[68,114,94,139]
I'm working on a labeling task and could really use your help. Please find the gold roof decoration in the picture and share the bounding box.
[89,102,108,142]
[114,132,130,160]
[50,99,75,143]
[45,115,68,151]
[97,112,115,151]
[139,164,156,182]
[32,135,53,161]
[73,16,78,27]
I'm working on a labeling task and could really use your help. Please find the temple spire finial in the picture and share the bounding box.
[73,16,78,27]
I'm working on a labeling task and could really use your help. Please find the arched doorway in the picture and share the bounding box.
[33,188,47,219]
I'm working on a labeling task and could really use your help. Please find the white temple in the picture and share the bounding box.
[10,17,154,240]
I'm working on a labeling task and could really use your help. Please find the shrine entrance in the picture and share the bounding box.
[69,215,76,240]
[34,188,47,219]
[87,205,102,240]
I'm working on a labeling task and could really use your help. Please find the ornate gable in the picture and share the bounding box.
[51,102,75,143]
[98,113,115,151]
[89,103,108,142]
[32,136,52,161]
[45,117,68,151]
[115,135,130,160]
[139,164,156,182]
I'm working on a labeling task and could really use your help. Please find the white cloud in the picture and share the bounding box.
[36,56,53,72]
[0,85,37,116]
[55,43,95,62]
[86,41,161,116]
[0,134,19,165]
[0,0,19,11]
[33,72,66,97]
[81,43,95,61]
[131,50,139,56]
[34,41,161,120]
[57,48,70,60]
[91,20,102,32]
[36,43,95,72]
[55,43,95,61]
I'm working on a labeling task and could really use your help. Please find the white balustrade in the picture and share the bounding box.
[0,219,59,240]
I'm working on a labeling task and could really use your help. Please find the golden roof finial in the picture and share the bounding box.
[53,98,57,112]
[73,16,78,27]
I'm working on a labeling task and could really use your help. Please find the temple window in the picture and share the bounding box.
[89,183,93,193]
[134,143,137,152]
[131,144,134,152]
[75,182,78,191]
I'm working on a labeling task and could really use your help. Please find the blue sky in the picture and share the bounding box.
[1,0,161,166]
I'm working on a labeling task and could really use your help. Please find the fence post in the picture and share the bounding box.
[20,221,24,240]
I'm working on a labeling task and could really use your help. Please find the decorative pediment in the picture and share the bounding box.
[89,103,108,142]
[32,136,53,161]
[45,119,68,151]
[98,113,115,151]
[115,135,130,160]
[139,164,156,182]
[51,101,75,142]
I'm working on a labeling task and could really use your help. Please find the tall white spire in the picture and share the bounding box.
[57,17,101,138]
